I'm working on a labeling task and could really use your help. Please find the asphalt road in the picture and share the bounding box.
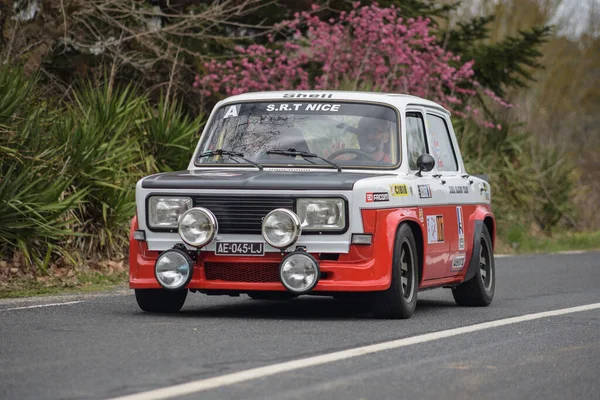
[1,252,599,400]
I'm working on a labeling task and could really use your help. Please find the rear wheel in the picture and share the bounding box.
[372,223,418,319]
[452,225,495,306]
[135,289,187,313]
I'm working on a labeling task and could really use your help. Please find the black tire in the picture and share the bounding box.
[135,289,187,313]
[452,224,495,306]
[248,292,297,301]
[371,223,419,319]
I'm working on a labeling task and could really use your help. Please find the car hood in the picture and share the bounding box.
[141,169,392,191]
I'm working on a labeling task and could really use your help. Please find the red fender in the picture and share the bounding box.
[129,215,158,286]
[463,205,495,282]
[361,208,422,288]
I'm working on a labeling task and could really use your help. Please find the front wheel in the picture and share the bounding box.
[135,289,187,313]
[452,224,495,306]
[371,223,419,319]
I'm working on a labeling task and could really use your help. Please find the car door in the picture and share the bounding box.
[423,110,474,277]
[405,109,449,281]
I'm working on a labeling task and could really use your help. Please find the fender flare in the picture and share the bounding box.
[463,207,494,283]
[362,208,422,287]
[463,219,484,282]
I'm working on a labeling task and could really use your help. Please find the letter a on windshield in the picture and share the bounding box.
[223,105,239,119]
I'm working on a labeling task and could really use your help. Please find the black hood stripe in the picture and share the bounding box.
[141,170,391,191]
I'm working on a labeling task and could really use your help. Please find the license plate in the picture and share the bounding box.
[215,242,264,256]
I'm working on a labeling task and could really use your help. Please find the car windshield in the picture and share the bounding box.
[195,101,400,168]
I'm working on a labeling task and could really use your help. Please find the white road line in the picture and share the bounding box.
[494,254,513,258]
[0,301,83,312]
[109,302,600,400]
[556,250,587,255]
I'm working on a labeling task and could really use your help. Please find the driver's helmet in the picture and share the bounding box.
[357,117,391,161]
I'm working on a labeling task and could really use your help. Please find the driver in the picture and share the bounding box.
[357,117,391,163]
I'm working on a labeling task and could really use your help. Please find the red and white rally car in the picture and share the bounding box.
[129,91,495,318]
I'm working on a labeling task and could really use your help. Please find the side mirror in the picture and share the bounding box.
[416,154,435,177]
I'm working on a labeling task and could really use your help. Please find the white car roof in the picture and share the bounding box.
[219,90,450,116]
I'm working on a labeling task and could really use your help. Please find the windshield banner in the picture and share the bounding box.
[221,102,397,122]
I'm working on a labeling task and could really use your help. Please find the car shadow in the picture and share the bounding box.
[135,295,458,321]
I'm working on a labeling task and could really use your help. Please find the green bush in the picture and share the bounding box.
[0,66,204,266]
[457,117,577,237]
[0,68,83,266]
[53,83,147,255]
[140,95,205,173]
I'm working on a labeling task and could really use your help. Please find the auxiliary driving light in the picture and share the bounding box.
[279,252,320,294]
[154,249,193,290]
[261,208,301,249]
[178,207,218,248]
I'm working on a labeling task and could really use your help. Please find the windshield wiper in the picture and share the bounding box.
[198,149,263,170]
[267,148,342,172]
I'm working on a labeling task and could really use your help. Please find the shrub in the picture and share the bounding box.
[195,3,508,127]
[52,82,147,256]
[1,65,205,265]
[140,95,205,173]
[0,68,83,266]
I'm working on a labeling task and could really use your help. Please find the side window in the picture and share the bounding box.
[425,114,458,171]
[406,112,428,170]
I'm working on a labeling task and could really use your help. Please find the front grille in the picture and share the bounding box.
[193,195,294,234]
[204,262,280,282]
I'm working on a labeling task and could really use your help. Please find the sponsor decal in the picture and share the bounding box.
[266,103,340,112]
[480,183,490,201]
[223,105,239,118]
[390,184,410,197]
[426,215,444,244]
[283,93,333,98]
[456,206,465,250]
[418,208,424,223]
[449,185,469,194]
[451,255,466,271]
[418,184,432,199]
[366,192,389,202]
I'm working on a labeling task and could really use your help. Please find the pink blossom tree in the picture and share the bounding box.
[194,3,507,127]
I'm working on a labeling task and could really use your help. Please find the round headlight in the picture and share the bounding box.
[261,209,301,249]
[155,249,193,290]
[178,207,218,248]
[280,252,320,293]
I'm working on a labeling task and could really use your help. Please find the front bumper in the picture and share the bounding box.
[128,206,417,293]
[129,244,391,292]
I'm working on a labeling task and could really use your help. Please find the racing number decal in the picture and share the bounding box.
[223,105,239,118]
[456,206,465,250]
[426,215,444,244]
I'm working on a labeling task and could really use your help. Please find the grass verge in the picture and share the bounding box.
[495,230,600,254]
[0,271,127,299]
[0,256,128,299]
